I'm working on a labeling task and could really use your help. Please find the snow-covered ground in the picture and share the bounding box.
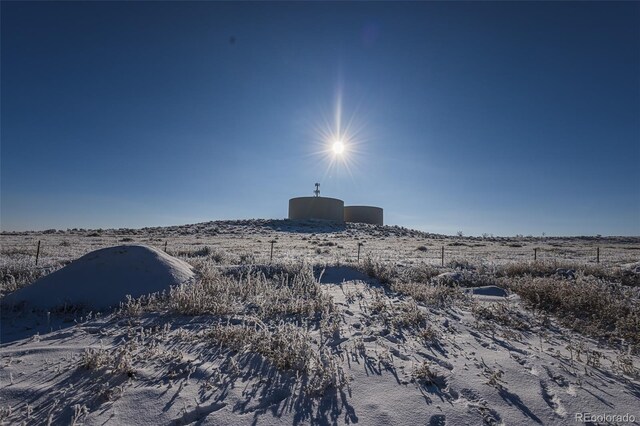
[1,220,639,425]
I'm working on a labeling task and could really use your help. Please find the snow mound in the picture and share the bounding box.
[319,266,371,285]
[466,285,509,297]
[2,245,194,310]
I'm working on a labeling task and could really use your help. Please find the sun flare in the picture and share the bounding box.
[332,140,345,155]
[307,90,368,182]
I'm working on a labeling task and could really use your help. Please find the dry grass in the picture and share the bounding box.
[121,261,334,321]
[497,261,640,287]
[117,258,346,397]
[81,344,136,377]
[401,263,442,283]
[472,300,531,331]
[359,255,399,285]
[205,320,347,395]
[411,361,447,388]
[0,260,65,297]
[358,256,468,309]
[507,274,640,348]
[393,281,468,308]
[173,245,228,263]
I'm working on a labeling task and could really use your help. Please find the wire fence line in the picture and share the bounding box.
[2,236,636,268]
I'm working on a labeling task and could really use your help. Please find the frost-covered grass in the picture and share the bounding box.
[507,274,640,348]
[355,253,640,350]
[116,258,346,396]
[1,220,639,425]
[4,220,638,346]
[497,260,640,286]
[121,261,335,320]
[0,257,65,297]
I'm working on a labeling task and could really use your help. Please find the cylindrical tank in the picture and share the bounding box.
[344,206,383,225]
[288,197,345,222]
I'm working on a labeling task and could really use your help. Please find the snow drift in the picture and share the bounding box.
[2,245,194,310]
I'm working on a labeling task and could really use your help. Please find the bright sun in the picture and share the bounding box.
[332,140,345,155]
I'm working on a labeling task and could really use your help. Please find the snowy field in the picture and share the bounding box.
[1,219,639,425]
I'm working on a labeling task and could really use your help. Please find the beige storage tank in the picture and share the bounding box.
[344,206,383,225]
[289,197,345,222]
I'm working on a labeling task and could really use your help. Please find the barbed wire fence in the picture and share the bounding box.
[2,234,636,270]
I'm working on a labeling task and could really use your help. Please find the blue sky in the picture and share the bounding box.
[1,1,638,236]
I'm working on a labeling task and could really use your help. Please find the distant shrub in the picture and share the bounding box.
[176,246,228,263]
[239,253,256,264]
[191,246,213,257]
[446,260,474,270]
[317,241,336,247]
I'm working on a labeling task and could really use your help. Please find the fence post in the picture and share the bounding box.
[270,240,276,263]
[596,246,600,264]
[534,248,537,262]
[164,241,168,253]
[357,242,363,263]
[441,246,444,267]
[35,240,41,266]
